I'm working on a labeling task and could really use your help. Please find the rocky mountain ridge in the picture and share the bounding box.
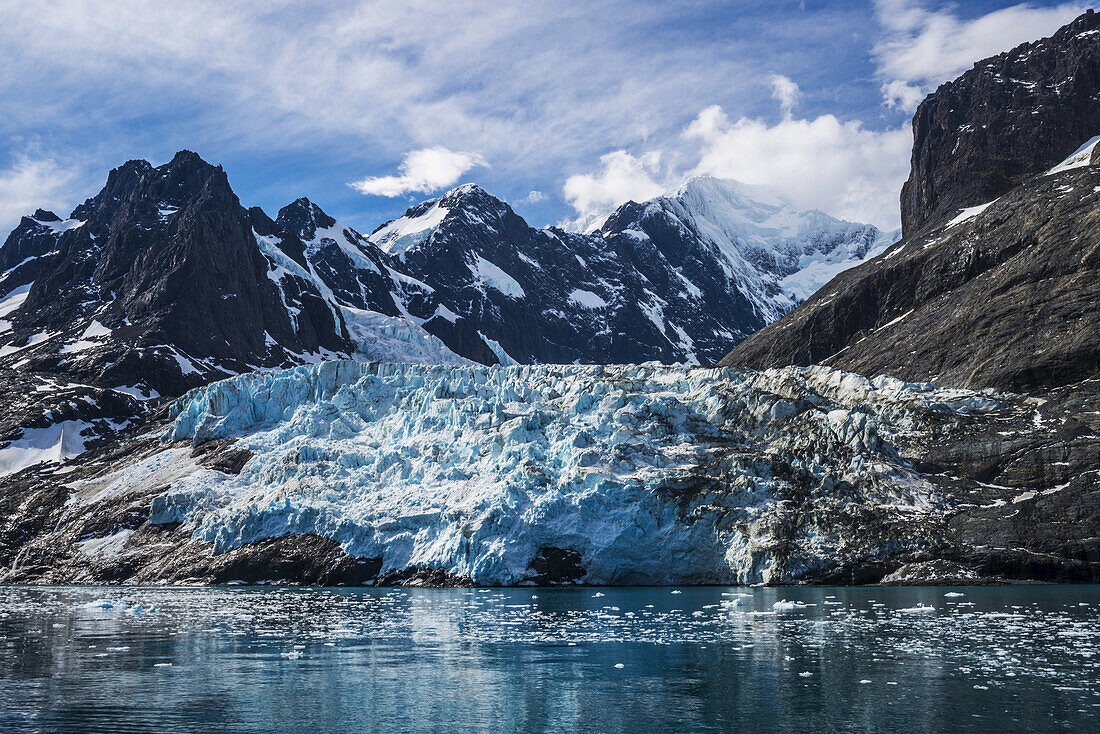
[723,143,1100,392]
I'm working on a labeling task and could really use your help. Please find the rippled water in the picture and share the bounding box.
[0,585,1096,733]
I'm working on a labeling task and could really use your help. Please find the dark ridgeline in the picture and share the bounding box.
[1,153,888,398]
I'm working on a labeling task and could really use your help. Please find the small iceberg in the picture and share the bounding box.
[773,600,807,612]
[898,604,936,614]
[83,599,121,610]
[944,592,966,598]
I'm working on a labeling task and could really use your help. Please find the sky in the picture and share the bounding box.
[0,0,1088,237]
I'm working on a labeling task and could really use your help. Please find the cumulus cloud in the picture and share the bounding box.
[685,106,910,227]
[560,105,910,230]
[769,75,800,118]
[873,0,1086,110]
[349,147,487,197]
[523,190,546,203]
[562,150,666,229]
[0,155,82,237]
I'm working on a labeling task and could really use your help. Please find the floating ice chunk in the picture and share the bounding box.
[83,599,121,610]
[898,604,936,614]
[859,679,872,684]
[671,590,681,595]
[944,592,966,598]
[614,663,625,669]
[280,650,304,659]
[773,600,807,612]
[153,663,173,667]
[799,671,813,678]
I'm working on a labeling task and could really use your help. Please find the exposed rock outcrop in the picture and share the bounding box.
[900,9,1100,236]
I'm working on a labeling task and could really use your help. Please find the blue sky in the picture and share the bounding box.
[0,0,1088,236]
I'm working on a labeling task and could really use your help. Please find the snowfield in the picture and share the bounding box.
[75,361,1004,585]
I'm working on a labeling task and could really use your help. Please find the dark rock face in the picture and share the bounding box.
[527,547,586,584]
[900,10,1100,236]
[722,159,1100,392]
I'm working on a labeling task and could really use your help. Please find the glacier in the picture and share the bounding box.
[74,361,1004,586]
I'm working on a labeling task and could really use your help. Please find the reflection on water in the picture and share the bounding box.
[0,585,1096,733]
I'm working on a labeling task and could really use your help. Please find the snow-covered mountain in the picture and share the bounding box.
[0,151,890,478]
[368,177,894,365]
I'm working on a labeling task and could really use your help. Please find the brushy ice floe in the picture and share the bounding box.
[86,361,1004,585]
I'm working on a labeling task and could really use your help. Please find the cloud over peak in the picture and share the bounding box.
[560,99,910,232]
[349,147,488,197]
[872,0,1086,110]
[0,154,83,236]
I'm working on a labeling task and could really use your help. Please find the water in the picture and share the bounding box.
[0,585,1096,733]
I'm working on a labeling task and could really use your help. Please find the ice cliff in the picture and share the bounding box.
[77,361,1003,585]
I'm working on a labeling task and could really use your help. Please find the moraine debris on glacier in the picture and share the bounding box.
[1,361,1095,586]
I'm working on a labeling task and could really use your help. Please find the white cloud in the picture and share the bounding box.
[560,105,910,230]
[523,190,546,203]
[880,80,925,111]
[685,106,910,228]
[0,0,778,214]
[873,0,1086,110]
[0,155,81,236]
[349,147,487,197]
[562,150,666,228]
[769,75,800,118]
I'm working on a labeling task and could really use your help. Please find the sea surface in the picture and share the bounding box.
[0,585,1096,733]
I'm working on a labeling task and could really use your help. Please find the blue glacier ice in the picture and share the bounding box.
[84,361,1004,585]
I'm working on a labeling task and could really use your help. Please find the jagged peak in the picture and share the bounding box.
[31,209,61,223]
[674,176,786,206]
[436,182,510,212]
[276,197,337,241]
[155,150,228,192]
[164,149,218,171]
[369,183,517,257]
[247,206,280,237]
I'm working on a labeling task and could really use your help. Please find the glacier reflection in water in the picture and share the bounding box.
[0,585,1097,732]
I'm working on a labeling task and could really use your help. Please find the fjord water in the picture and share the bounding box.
[0,586,1096,733]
